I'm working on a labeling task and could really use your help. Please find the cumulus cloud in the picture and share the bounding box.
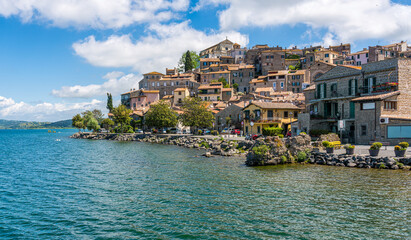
[0,97,103,121]
[196,0,411,45]
[52,72,140,98]
[73,21,248,72]
[0,0,189,28]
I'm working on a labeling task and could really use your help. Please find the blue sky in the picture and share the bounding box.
[0,0,410,121]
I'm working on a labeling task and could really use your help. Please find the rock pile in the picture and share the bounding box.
[310,152,410,170]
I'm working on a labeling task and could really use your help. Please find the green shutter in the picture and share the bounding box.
[364,78,369,93]
[317,84,321,99]
[323,83,327,98]
[372,77,376,87]
[348,80,352,95]
[350,102,355,118]
[354,79,358,94]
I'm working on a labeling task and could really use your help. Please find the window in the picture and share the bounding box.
[348,79,357,96]
[281,55,284,58]
[164,82,167,86]
[249,72,253,77]
[273,82,276,89]
[257,126,261,134]
[366,53,369,58]
[284,111,288,118]
[280,82,284,89]
[133,103,136,108]
[384,101,397,110]
[361,125,367,136]
[296,75,300,79]
[268,110,273,118]
[357,54,360,59]
[152,82,155,87]
[176,82,179,86]
[310,56,313,61]
[157,82,160,86]
[164,91,166,96]
[387,126,411,138]
[325,53,329,58]
[178,91,182,95]
[171,82,174,86]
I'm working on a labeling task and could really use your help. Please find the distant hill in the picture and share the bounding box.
[0,119,73,129]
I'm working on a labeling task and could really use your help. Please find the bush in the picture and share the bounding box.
[370,142,382,150]
[211,130,219,136]
[252,145,270,157]
[262,127,283,136]
[280,155,287,164]
[379,163,386,169]
[397,162,404,168]
[399,142,409,149]
[309,129,330,137]
[344,144,355,149]
[197,129,203,135]
[297,151,307,162]
[278,134,284,138]
[322,141,332,148]
[127,128,134,133]
[199,141,210,149]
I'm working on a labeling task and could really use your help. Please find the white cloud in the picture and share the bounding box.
[52,72,140,98]
[0,0,189,29]
[197,0,411,45]
[73,21,248,72]
[0,97,103,121]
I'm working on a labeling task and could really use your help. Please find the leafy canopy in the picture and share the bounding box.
[111,104,132,133]
[144,101,178,129]
[180,97,214,129]
[178,50,199,72]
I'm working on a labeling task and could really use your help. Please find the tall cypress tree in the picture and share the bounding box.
[184,50,193,72]
[106,93,113,113]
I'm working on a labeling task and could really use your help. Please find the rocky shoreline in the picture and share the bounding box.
[70,132,411,170]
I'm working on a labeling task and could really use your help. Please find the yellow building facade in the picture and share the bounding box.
[243,101,301,135]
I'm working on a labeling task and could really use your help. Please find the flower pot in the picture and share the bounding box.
[394,150,406,157]
[326,147,334,154]
[369,149,380,157]
[345,148,354,155]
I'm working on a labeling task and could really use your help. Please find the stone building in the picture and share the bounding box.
[173,88,189,106]
[138,71,200,99]
[329,43,351,56]
[368,41,408,63]
[198,82,233,102]
[300,58,411,144]
[214,102,248,131]
[199,39,234,58]
[260,50,286,75]
[229,64,255,93]
[229,43,247,64]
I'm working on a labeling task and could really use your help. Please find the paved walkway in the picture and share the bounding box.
[325,145,411,157]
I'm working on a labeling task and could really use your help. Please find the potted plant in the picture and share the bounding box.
[394,142,409,157]
[369,142,382,156]
[322,141,334,154]
[344,144,355,155]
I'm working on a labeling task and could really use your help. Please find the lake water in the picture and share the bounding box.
[0,129,410,239]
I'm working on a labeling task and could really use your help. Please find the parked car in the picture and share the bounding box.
[252,134,263,140]
[221,128,230,134]
[169,128,178,134]
[203,129,211,135]
[136,129,143,134]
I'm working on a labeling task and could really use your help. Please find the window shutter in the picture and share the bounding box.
[354,79,358,94]
[317,84,321,99]
[372,77,376,87]
[348,80,352,95]
[323,83,327,98]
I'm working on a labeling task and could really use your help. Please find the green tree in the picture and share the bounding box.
[82,109,104,124]
[72,114,85,132]
[232,83,239,91]
[218,77,230,88]
[184,50,194,72]
[178,50,199,72]
[111,104,132,133]
[131,119,142,131]
[144,101,178,129]
[225,116,232,127]
[101,118,115,131]
[180,97,214,130]
[87,117,100,132]
[106,93,114,113]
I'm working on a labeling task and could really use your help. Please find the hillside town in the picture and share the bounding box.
[114,39,411,145]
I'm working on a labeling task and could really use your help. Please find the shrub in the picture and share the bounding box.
[322,141,332,148]
[370,142,382,150]
[211,130,219,136]
[278,134,284,138]
[344,144,355,149]
[397,162,404,168]
[394,145,401,151]
[199,141,210,149]
[127,128,134,133]
[399,142,409,149]
[297,151,307,162]
[197,129,203,135]
[379,163,386,169]
[280,155,287,164]
[252,145,270,157]
[309,129,330,137]
[262,127,283,136]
